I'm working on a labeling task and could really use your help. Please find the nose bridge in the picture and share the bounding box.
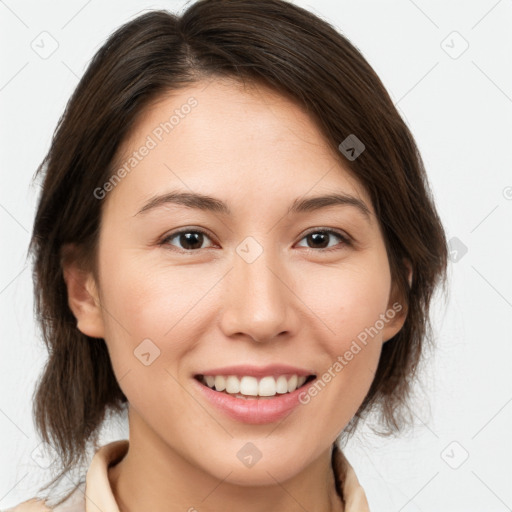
[221,237,292,342]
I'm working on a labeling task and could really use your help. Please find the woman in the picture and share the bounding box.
[6,0,448,510]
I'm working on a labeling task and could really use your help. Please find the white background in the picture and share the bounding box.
[1,1,511,510]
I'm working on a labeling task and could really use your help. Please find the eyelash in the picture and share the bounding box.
[158,227,352,254]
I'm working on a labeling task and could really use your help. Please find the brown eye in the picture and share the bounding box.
[161,229,214,251]
[296,229,350,251]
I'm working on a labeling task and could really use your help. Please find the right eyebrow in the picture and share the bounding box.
[135,191,230,216]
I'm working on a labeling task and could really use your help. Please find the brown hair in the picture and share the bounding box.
[29,0,448,504]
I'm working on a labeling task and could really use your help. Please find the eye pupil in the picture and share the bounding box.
[180,232,203,250]
[308,232,329,248]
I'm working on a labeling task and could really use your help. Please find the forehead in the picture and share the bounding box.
[104,78,373,217]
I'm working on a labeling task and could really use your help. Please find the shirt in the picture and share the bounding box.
[4,440,370,511]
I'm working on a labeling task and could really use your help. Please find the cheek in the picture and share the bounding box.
[99,243,165,329]
[95,253,199,415]
[96,246,221,370]
[296,257,391,416]
[302,256,392,346]
[297,283,387,440]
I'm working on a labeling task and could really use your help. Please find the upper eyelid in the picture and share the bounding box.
[300,227,350,240]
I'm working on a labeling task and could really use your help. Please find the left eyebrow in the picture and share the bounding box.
[134,190,372,221]
[287,193,371,220]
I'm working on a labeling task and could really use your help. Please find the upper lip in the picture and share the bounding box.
[196,364,316,378]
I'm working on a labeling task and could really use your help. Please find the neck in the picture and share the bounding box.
[108,409,344,512]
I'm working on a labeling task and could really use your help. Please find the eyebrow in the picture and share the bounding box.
[135,190,372,220]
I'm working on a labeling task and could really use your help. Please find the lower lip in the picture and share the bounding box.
[192,378,315,424]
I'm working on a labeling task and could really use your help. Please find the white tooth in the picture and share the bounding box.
[214,375,226,391]
[211,374,306,396]
[226,375,240,394]
[276,375,288,394]
[240,376,259,396]
[287,375,298,392]
[259,376,277,396]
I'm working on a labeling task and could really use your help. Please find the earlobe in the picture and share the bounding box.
[405,258,413,288]
[61,244,105,339]
[382,258,412,343]
[381,300,407,343]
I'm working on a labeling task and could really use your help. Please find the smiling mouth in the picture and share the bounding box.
[194,374,316,399]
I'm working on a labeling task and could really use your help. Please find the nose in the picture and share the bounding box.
[219,244,298,343]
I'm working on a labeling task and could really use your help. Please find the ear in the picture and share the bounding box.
[381,258,413,343]
[61,243,105,339]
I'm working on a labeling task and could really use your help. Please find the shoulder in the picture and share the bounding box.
[2,498,52,511]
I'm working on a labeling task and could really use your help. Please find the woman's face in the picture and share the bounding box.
[73,78,406,484]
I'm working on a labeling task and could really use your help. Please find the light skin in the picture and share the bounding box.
[63,78,410,512]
